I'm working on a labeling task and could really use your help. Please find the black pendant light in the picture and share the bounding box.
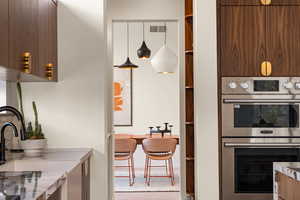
[137,22,151,59]
[118,23,138,69]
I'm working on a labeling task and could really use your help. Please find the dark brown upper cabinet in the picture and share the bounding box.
[38,0,58,81]
[267,6,300,76]
[9,0,39,73]
[220,6,266,77]
[219,2,300,77]
[0,0,9,71]
[220,0,300,5]
[49,0,58,81]
[0,0,57,82]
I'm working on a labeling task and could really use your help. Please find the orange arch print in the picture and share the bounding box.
[114,82,123,111]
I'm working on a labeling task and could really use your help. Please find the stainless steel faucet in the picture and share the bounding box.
[0,122,18,164]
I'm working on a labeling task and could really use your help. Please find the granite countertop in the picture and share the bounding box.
[274,162,300,181]
[0,148,92,200]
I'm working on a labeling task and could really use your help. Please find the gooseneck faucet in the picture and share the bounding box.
[0,122,18,164]
[0,106,27,140]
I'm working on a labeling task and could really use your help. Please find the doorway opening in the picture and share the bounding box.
[111,19,182,200]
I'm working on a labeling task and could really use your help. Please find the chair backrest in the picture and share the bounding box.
[115,138,137,154]
[142,138,177,154]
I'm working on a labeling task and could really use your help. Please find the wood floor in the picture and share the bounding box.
[114,192,181,200]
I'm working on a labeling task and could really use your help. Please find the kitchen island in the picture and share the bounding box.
[0,148,92,200]
[274,162,300,200]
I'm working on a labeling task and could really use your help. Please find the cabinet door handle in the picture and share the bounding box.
[261,0,271,5]
[45,63,54,80]
[261,61,272,76]
[23,52,32,74]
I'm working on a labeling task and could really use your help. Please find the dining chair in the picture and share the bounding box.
[142,138,177,186]
[114,138,137,186]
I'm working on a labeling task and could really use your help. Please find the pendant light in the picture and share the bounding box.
[118,23,138,69]
[137,22,151,59]
[151,22,178,74]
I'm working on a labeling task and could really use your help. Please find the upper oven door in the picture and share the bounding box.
[222,95,300,137]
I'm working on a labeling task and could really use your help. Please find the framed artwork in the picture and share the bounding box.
[113,68,133,126]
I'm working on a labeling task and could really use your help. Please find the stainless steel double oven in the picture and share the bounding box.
[221,77,300,200]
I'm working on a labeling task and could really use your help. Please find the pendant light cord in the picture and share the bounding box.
[143,22,145,41]
[127,22,129,57]
[164,22,167,45]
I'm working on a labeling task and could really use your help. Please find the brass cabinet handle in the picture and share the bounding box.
[261,0,271,5]
[22,52,32,74]
[45,63,54,80]
[261,61,272,76]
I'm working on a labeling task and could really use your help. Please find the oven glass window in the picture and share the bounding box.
[234,105,299,128]
[235,148,300,193]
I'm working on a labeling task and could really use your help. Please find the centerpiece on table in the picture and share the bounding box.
[17,82,47,157]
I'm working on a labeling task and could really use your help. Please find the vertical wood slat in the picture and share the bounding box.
[185,0,195,198]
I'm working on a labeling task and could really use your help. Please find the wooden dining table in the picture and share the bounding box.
[115,133,180,145]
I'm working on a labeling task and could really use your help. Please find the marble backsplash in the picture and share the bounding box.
[0,114,21,150]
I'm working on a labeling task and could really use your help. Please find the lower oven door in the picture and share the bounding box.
[222,138,300,200]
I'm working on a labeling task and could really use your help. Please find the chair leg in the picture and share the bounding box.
[144,156,148,179]
[145,157,149,184]
[170,158,175,186]
[165,160,169,176]
[147,158,152,186]
[131,156,135,181]
[128,159,133,186]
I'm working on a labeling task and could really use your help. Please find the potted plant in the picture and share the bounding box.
[17,82,47,157]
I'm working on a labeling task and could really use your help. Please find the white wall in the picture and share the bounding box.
[20,1,111,200]
[113,21,181,169]
[0,81,6,106]
[109,0,181,20]
[110,0,182,170]
[113,22,180,135]
[194,0,220,199]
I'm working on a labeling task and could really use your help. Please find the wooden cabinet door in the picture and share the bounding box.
[220,0,300,5]
[220,0,263,5]
[0,0,9,70]
[38,0,57,81]
[220,6,266,77]
[68,164,83,200]
[81,159,90,200]
[49,0,58,81]
[267,6,300,77]
[271,0,300,5]
[38,0,50,79]
[9,0,39,74]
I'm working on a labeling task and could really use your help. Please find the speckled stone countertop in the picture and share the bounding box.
[0,148,92,200]
[273,162,300,200]
[274,162,300,181]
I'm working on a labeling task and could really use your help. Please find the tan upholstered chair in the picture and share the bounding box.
[114,138,137,186]
[142,138,177,186]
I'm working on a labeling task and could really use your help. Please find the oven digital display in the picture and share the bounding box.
[254,80,279,92]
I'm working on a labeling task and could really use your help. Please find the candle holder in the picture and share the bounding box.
[148,123,173,137]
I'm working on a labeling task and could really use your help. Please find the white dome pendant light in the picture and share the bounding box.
[118,22,139,69]
[151,22,178,74]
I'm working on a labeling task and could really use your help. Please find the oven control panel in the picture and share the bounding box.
[222,77,300,94]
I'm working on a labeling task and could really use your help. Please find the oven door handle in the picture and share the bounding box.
[223,99,300,104]
[224,143,300,148]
